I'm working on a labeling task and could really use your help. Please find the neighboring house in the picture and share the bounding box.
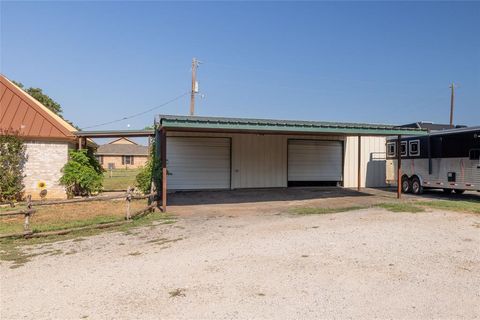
[401,121,467,132]
[95,138,149,170]
[0,74,84,200]
[155,115,426,200]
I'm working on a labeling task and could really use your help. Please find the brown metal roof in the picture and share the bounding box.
[0,74,76,140]
[96,143,149,156]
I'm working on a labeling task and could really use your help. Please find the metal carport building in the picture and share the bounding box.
[155,115,427,211]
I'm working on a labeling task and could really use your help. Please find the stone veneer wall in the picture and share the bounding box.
[23,140,72,200]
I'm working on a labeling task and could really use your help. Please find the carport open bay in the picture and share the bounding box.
[1,191,479,319]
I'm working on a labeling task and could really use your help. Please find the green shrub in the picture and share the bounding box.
[136,160,153,194]
[0,131,26,202]
[135,138,162,194]
[60,150,104,197]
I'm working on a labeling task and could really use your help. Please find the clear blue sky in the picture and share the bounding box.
[1,1,479,131]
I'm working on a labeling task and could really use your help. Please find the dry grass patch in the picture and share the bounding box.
[169,288,186,298]
[0,199,148,235]
[416,200,480,214]
[376,202,425,213]
[293,206,367,215]
[0,212,175,268]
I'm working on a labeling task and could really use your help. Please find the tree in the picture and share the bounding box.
[13,81,63,116]
[60,150,104,197]
[0,131,26,202]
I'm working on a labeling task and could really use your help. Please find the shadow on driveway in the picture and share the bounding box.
[168,187,373,206]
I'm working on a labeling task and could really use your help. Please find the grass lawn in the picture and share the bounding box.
[376,202,425,213]
[0,199,151,235]
[0,211,176,268]
[292,199,479,215]
[416,199,480,214]
[102,168,141,191]
[293,206,367,215]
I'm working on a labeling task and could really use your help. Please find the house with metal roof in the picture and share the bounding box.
[154,115,426,210]
[0,74,84,200]
[95,137,149,170]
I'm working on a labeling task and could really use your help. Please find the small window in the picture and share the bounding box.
[123,155,134,165]
[387,142,396,157]
[95,155,103,165]
[400,141,407,157]
[409,140,420,157]
[470,149,480,160]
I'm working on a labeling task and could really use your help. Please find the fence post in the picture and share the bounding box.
[125,187,132,220]
[24,195,32,232]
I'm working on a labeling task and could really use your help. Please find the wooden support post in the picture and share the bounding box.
[78,137,83,150]
[125,187,132,220]
[357,135,361,191]
[397,135,402,199]
[24,195,32,232]
[24,213,30,232]
[161,128,167,212]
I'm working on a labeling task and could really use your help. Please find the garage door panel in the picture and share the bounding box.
[167,137,230,190]
[288,140,343,181]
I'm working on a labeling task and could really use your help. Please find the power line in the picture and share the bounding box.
[80,92,189,130]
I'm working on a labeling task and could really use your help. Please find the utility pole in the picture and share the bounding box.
[449,82,455,128]
[190,58,200,116]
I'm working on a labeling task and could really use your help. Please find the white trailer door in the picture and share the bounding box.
[167,137,230,190]
[288,140,343,182]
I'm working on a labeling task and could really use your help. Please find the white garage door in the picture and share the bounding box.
[167,137,230,190]
[288,140,343,182]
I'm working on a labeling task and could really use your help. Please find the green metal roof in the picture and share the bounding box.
[74,129,155,138]
[158,115,428,136]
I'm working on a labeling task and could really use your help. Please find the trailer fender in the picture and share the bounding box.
[412,174,425,187]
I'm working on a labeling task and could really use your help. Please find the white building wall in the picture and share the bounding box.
[343,136,387,188]
[23,140,71,200]
[232,134,286,188]
[167,131,387,189]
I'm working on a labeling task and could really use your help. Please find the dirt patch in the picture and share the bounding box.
[1,207,479,319]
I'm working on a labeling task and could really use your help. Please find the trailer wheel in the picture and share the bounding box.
[411,176,423,195]
[443,188,453,194]
[454,189,465,194]
[401,176,410,193]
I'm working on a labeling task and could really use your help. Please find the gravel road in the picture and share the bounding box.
[1,208,479,319]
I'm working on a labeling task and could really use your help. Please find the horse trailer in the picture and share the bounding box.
[386,127,480,194]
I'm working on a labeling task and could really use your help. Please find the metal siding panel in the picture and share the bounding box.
[288,140,343,181]
[0,89,14,124]
[0,83,6,100]
[29,114,44,136]
[21,108,36,135]
[169,132,346,189]
[231,134,286,188]
[343,136,358,188]
[167,137,230,190]
[1,95,21,128]
[9,100,29,130]
[363,137,387,187]
[344,136,387,188]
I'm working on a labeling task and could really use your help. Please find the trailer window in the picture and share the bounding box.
[400,142,407,157]
[470,149,480,160]
[409,140,420,157]
[387,142,396,157]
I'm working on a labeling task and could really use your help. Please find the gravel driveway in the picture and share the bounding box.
[1,208,479,319]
